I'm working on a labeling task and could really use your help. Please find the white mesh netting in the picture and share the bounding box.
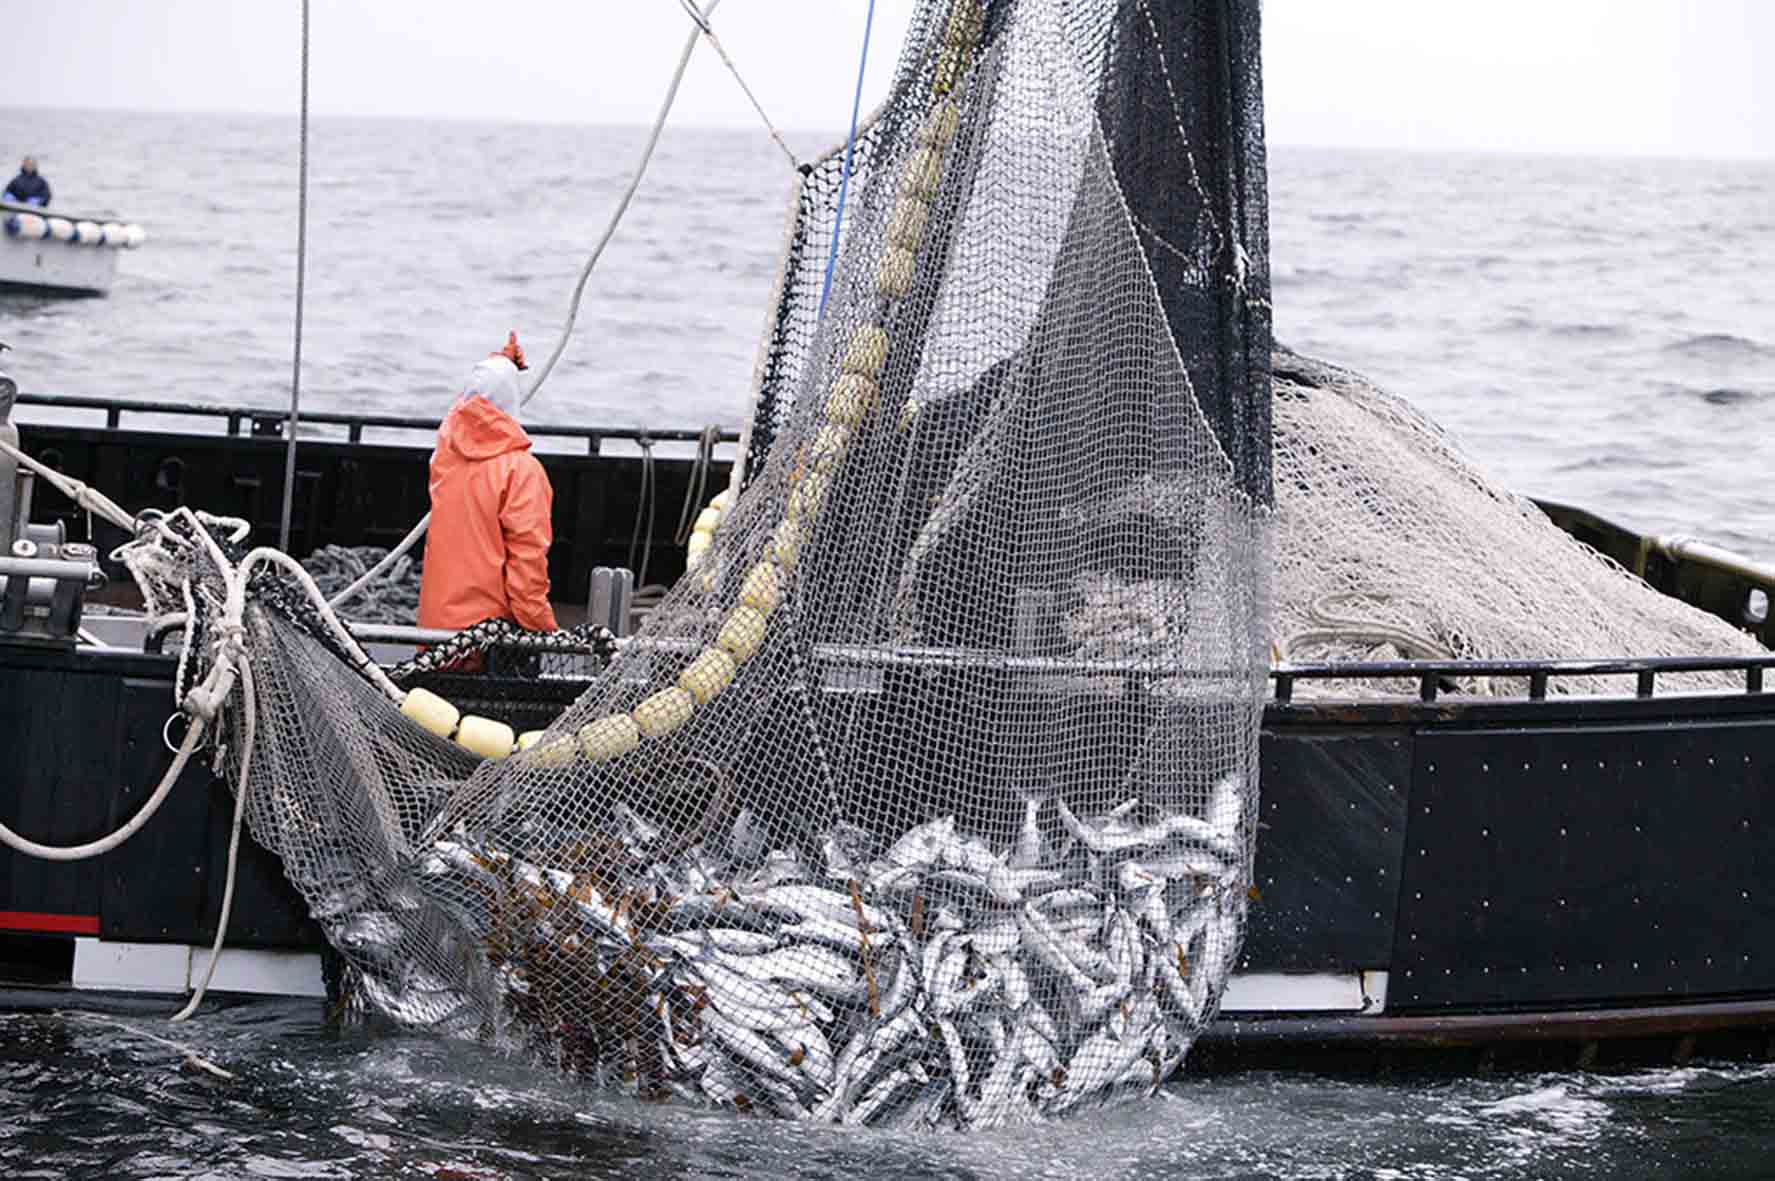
[119,0,1274,1129]
[1270,349,1766,695]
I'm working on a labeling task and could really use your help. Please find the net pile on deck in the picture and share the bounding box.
[117,0,1272,1129]
[1270,349,1767,696]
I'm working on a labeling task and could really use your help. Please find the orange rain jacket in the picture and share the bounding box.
[417,394,560,633]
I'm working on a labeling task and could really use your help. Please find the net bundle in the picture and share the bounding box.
[120,0,1272,1129]
[1270,349,1766,695]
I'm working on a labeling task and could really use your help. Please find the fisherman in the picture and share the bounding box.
[417,333,560,634]
[2,157,50,207]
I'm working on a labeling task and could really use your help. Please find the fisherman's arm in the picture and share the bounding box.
[500,454,560,632]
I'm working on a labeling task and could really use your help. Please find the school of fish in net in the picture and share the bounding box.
[328,772,1247,1126]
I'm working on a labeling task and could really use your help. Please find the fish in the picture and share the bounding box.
[844,1068,918,1126]
[717,945,863,1001]
[1205,771,1244,839]
[703,1010,824,1111]
[334,911,408,975]
[1009,797,1044,869]
[878,814,956,871]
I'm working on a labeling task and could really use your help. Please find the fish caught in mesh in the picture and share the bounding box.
[327,772,1247,1126]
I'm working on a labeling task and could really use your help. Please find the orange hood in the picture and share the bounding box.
[436,395,534,463]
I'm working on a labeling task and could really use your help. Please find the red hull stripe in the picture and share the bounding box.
[0,911,100,935]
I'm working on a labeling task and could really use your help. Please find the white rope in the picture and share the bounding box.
[679,0,802,171]
[329,0,724,613]
[0,435,137,533]
[0,715,206,861]
[61,1012,236,1081]
[173,658,255,1023]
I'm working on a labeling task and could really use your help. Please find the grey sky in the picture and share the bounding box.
[3,0,1769,158]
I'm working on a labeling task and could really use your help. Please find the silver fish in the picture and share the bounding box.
[1010,797,1043,869]
[845,1067,918,1126]
[719,945,862,1001]
[1205,771,1243,839]
[879,814,955,871]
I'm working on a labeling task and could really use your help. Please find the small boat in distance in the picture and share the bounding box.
[1,200,145,297]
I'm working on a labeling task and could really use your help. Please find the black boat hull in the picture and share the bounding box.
[6,640,1773,1064]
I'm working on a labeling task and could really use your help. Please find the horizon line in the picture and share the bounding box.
[4,100,1770,166]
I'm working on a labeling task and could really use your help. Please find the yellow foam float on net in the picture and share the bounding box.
[878,247,917,299]
[455,715,515,760]
[888,197,930,251]
[768,518,805,572]
[739,561,784,614]
[842,324,889,378]
[579,713,641,763]
[516,730,577,769]
[826,374,878,429]
[900,146,944,200]
[400,687,460,739]
[717,605,770,664]
[678,647,737,706]
[633,686,695,739]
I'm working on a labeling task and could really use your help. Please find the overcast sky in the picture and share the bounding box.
[3,0,1770,159]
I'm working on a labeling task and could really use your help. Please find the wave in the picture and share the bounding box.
[1663,383,1771,406]
[1662,333,1775,362]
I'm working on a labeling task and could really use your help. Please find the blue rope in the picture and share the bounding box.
[816,0,878,320]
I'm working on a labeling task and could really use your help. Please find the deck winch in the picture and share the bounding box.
[0,360,102,644]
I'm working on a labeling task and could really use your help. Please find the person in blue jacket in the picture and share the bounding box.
[3,158,51,207]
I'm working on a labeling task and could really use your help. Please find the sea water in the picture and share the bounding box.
[2,109,1774,1178]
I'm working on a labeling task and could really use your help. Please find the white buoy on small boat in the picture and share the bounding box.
[3,212,48,240]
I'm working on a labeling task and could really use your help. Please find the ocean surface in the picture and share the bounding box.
[4,109,1775,1178]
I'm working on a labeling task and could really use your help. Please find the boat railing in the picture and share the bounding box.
[13,391,741,456]
[1272,652,1775,704]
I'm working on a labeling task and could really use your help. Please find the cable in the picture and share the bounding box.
[522,0,725,407]
[679,0,801,171]
[674,424,720,545]
[277,0,312,554]
[817,0,879,319]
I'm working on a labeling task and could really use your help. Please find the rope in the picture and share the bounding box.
[523,0,724,407]
[0,714,206,861]
[817,0,879,318]
[61,1013,235,1080]
[173,658,255,1023]
[628,440,658,589]
[277,0,312,554]
[0,435,137,533]
[329,1,723,612]
[674,424,721,545]
[678,0,801,171]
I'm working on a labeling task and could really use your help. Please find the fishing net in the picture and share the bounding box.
[1270,349,1766,696]
[118,0,1271,1129]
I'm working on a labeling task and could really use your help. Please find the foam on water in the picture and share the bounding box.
[7,1005,1775,1179]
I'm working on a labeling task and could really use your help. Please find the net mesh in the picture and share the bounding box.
[119,0,1274,1129]
[1270,349,1766,695]
[118,0,1278,1122]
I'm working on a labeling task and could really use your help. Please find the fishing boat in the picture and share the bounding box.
[1,0,1772,1107]
[3,369,1773,1072]
[0,201,145,298]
